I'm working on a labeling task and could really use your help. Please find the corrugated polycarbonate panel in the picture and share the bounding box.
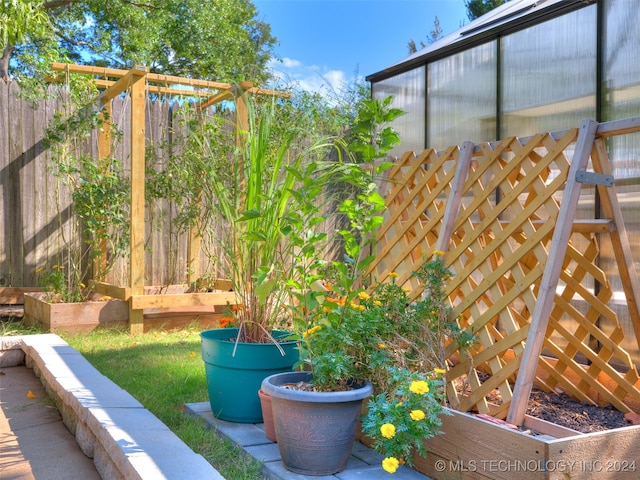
[500,5,597,138]
[372,67,426,157]
[427,42,497,151]
[603,0,640,180]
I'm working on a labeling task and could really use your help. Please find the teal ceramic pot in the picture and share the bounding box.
[200,328,298,423]
[261,371,373,475]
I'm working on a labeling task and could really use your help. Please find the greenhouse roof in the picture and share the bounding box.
[366,0,595,82]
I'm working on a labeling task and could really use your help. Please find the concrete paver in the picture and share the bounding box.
[0,365,101,480]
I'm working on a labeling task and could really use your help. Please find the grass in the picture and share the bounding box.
[0,317,266,480]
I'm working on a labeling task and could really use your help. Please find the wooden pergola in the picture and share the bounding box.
[51,63,286,334]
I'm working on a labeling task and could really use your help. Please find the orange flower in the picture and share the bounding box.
[219,317,234,328]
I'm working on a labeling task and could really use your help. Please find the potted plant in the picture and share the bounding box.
[194,94,339,422]
[262,95,477,475]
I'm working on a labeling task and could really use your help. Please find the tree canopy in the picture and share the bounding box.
[465,0,506,21]
[1,0,277,83]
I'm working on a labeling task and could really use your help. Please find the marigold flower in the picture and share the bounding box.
[303,325,322,338]
[388,271,399,278]
[432,249,445,257]
[219,317,234,328]
[380,423,396,439]
[378,343,386,349]
[434,367,447,375]
[373,299,382,307]
[358,291,370,301]
[409,380,429,395]
[36,267,44,273]
[382,457,400,474]
[410,409,426,421]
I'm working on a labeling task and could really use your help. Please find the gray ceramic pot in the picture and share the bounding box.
[261,371,373,476]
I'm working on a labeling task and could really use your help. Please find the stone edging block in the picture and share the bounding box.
[1,334,224,480]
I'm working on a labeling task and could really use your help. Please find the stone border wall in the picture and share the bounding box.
[0,334,223,480]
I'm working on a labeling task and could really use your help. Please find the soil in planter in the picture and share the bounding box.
[526,389,628,433]
[456,372,631,433]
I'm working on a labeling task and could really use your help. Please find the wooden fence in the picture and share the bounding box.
[0,81,219,291]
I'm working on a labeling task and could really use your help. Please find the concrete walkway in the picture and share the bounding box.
[0,365,101,480]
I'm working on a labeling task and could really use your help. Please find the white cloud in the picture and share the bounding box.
[267,57,347,96]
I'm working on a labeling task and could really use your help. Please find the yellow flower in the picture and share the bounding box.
[409,380,429,395]
[380,423,396,439]
[303,325,322,338]
[36,267,44,273]
[388,271,399,278]
[373,300,382,307]
[27,390,36,399]
[434,367,447,375]
[378,343,386,349]
[350,301,365,311]
[382,457,400,474]
[188,352,196,358]
[358,291,370,301]
[410,409,426,421]
[432,249,445,257]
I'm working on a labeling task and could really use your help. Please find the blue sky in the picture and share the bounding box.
[253,0,470,94]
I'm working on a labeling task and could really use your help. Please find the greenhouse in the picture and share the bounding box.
[368,0,640,367]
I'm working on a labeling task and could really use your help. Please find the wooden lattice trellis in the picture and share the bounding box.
[369,117,640,426]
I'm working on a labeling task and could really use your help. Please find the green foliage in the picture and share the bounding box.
[288,95,407,391]
[361,368,449,472]
[164,95,338,343]
[6,0,276,84]
[465,0,506,21]
[42,94,129,302]
[0,0,51,46]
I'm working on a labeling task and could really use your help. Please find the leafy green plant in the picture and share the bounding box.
[178,94,338,343]
[362,368,448,474]
[42,96,129,302]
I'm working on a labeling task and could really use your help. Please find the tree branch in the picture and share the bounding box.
[0,43,15,83]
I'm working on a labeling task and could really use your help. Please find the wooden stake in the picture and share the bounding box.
[506,119,599,425]
[435,141,475,254]
[592,137,640,351]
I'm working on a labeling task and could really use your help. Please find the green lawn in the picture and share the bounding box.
[1,318,265,480]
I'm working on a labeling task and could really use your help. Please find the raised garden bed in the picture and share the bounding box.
[24,284,232,333]
[24,292,129,333]
[359,403,640,480]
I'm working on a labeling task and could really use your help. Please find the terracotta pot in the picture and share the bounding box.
[258,389,276,442]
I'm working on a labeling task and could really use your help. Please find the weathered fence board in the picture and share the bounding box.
[0,81,216,290]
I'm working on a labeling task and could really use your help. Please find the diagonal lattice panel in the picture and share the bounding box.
[368,146,460,295]
[443,131,579,415]
[374,123,640,420]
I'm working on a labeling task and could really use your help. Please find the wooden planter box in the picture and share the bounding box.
[361,407,640,480]
[24,292,129,333]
